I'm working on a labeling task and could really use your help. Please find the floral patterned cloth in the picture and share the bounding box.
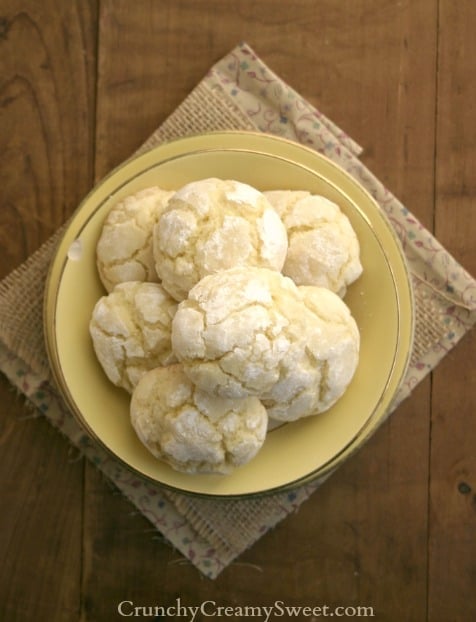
[0,43,474,579]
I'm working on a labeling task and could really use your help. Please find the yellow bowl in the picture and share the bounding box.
[44,131,414,497]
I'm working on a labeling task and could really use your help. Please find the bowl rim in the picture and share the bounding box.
[44,130,415,498]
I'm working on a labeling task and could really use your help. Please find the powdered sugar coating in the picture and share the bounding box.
[264,190,362,297]
[261,285,360,421]
[153,178,288,301]
[130,364,268,474]
[96,186,173,292]
[171,267,360,420]
[171,267,313,399]
[89,281,178,393]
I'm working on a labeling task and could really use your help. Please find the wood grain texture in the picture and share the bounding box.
[0,377,83,621]
[0,1,474,621]
[0,1,97,621]
[0,0,98,276]
[429,1,476,621]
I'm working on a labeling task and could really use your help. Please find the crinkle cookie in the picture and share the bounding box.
[96,186,173,292]
[89,281,177,393]
[153,178,288,301]
[261,285,360,422]
[264,190,363,297]
[171,266,312,399]
[130,365,268,474]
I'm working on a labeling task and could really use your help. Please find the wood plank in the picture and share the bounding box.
[429,1,476,620]
[81,465,178,621]
[0,378,83,621]
[0,1,97,620]
[0,0,98,274]
[83,2,437,620]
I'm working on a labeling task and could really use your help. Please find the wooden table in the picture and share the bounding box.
[1,2,474,621]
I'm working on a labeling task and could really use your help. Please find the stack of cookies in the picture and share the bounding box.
[89,178,362,475]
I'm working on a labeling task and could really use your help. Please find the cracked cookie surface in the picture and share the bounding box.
[153,178,288,301]
[130,364,268,474]
[261,285,360,421]
[171,267,315,399]
[89,281,178,393]
[264,190,362,297]
[96,186,173,292]
[171,268,360,421]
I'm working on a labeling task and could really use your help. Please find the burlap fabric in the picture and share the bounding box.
[1,43,475,579]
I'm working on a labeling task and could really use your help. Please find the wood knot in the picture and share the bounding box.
[457,481,472,495]
[0,17,10,40]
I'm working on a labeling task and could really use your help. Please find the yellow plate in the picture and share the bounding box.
[44,131,414,497]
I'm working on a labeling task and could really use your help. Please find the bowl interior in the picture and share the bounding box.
[45,133,413,497]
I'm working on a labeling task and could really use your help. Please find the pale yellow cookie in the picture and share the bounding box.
[153,178,288,301]
[96,186,173,292]
[171,266,310,399]
[264,190,362,297]
[89,281,177,393]
[130,365,268,474]
[261,285,360,421]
